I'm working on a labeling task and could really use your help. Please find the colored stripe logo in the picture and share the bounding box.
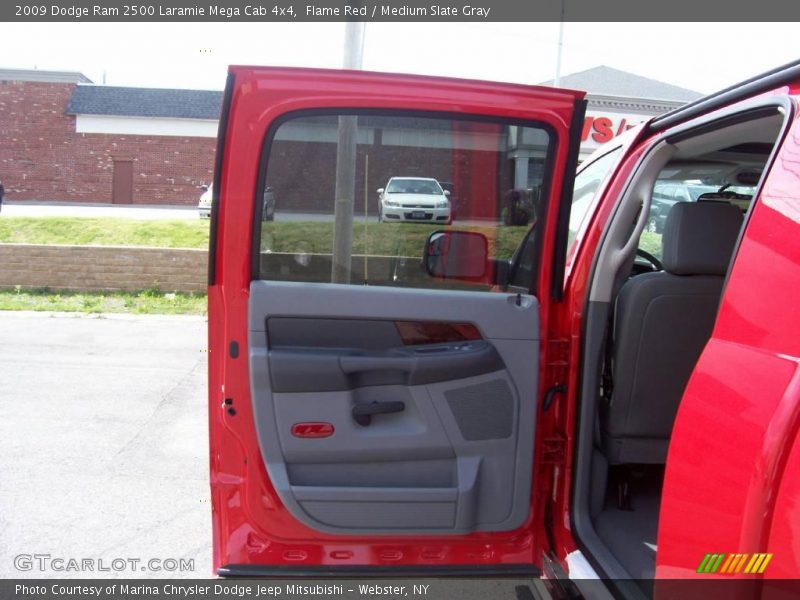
[697,553,773,575]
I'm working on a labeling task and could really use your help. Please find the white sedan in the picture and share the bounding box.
[198,184,212,218]
[377,177,451,224]
[198,184,276,220]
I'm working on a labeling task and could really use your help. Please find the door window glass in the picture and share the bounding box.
[566,148,622,258]
[256,113,554,292]
[641,175,754,258]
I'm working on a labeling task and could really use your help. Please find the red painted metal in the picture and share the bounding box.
[549,91,800,581]
[542,86,800,581]
[208,66,584,573]
[543,128,650,563]
[291,423,335,439]
[210,63,800,583]
[656,105,800,579]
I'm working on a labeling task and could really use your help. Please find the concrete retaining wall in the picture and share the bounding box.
[0,244,485,294]
[0,244,208,293]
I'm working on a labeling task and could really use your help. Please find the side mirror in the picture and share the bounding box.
[376,188,385,195]
[443,189,450,197]
[200,184,209,192]
[423,230,488,280]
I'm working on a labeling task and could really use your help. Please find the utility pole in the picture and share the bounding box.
[331,21,366,283]
[343,21,365,70]
[554,1,565,87]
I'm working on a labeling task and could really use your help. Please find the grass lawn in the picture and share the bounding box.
[0,215,667,263]
[0,216,531,259]
[0,217,210,249]
[260,221,529,259]
[0,217,664,316]
[0,288,207,315]
[638,231,663,258]
[0,213,666,261]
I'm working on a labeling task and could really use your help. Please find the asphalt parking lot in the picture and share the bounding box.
[0,311,532,598]
[0,312,210,579]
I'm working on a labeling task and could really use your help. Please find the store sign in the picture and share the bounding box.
[581,111,649,151]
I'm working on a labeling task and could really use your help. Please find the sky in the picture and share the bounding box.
[3,22,799,94]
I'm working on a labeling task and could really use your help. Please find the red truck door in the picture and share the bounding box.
[208,66,586,576]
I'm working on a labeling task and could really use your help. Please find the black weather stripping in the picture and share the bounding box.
[208,72,235,286]
[218,564,539,578]
[551,98,588,301]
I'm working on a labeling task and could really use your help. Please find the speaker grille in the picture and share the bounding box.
[445,379,514,441]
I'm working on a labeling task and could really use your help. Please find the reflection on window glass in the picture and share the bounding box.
[257,113,553,293]
[566,148,622,257]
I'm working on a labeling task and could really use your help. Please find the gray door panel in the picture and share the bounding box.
[275,386,455,464]
[248,280,538,339]
[249,280,540,535]
[268,341,504,392]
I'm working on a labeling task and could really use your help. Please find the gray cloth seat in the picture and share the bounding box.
[602,201,744,464]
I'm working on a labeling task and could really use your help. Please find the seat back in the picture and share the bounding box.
[602,201,743,464]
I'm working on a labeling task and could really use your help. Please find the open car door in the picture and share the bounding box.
[208,66,586,576]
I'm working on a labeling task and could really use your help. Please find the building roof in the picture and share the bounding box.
[540,65,703,102]
[66,85,223,120]
[61,65,701,121]
[0,68,92,84]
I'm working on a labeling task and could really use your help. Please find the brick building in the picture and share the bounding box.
[0,68,219,205]
[0,66,701,208]
[540,66,702,159]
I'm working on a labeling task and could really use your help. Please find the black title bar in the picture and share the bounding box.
[5,0,800,22]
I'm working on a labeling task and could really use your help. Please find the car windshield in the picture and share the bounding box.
[386,179,442,194]
[722,184,758,196]
[685,184,720,200]
[640,172,759,259]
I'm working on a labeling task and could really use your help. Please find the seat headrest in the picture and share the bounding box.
[661,202,743,276]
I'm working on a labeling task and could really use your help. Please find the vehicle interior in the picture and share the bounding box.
[571,104,788,597]
[241,91,788,586]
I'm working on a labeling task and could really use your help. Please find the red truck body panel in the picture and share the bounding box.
[209,64,800,583]
[656,105,800,578]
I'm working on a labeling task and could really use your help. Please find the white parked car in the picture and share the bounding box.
[198,184,212,218]
[377,177,451,224]
[199,184,276,220]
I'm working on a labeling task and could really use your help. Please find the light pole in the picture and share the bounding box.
[343,21,365,70]
[554,1,565,87]
[331,21,366,284]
